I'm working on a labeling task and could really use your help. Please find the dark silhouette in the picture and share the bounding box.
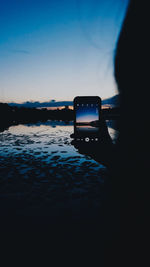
[0,103,73,131]
[71,0,150,265]
[114,0,150,265]
[0,102,119,132]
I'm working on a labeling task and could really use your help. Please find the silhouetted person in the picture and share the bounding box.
[114,0,150,265]
[71,0,150,265]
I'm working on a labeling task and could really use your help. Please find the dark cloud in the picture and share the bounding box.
[8,100,73,108]
[8,95,119,108]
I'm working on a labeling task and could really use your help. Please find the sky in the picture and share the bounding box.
[76,105,98,122]
[0,0,129,103]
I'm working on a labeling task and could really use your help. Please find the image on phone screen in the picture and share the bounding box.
[76,103,99,134]
[73,96,101,141]
[76,103,99,133]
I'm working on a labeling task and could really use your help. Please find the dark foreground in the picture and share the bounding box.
[0,122,119,265]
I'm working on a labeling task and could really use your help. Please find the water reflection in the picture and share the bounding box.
[0,120,117,160]
[0,121,118,215]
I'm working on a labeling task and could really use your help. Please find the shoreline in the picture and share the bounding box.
[0,102,120,132]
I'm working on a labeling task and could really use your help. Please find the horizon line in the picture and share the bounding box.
[0,93,118,105]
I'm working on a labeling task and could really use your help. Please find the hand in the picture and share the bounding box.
[70,119,114,168]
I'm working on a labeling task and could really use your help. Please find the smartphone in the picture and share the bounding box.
[73,96,101,142]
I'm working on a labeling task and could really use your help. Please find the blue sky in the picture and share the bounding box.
[76,105,98,123]
[0,0,129,103]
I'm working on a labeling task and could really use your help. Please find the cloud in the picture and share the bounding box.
[8,100,73,108]
[8,95,120,108]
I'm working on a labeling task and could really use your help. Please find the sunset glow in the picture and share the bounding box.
[0,0,129,103]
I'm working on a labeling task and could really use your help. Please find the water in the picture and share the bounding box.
[0,120,117,220]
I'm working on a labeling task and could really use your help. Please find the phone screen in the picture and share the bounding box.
[76,103,99,133]
[74,96,101,140]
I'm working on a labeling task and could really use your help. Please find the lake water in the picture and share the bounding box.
[0,120,117,222]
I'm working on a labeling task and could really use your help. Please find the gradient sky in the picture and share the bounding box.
[0,0,129,103]
[76,105,98,122]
